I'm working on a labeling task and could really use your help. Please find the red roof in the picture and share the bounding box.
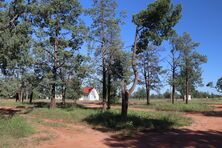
[83,87,93,94]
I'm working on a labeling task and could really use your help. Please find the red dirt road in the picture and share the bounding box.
[36,104,222,148]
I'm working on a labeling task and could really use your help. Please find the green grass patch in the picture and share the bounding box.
[30,105,191,131]
[0,116,35,138]
[30,107,99,123]
[131,100,214,112]
[0,115,35,148]
[0,99,33,108]
[84,110,191,130]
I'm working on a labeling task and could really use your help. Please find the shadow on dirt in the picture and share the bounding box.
[103,129,222,148]
[202,111,222,117]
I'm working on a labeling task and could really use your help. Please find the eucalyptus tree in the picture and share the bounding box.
[120,0,182,118]
[175,33,207,104]
[32,0,84,108]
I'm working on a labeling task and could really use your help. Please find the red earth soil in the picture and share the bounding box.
[34,104,222,148]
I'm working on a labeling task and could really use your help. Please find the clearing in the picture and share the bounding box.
[0,99,222,148]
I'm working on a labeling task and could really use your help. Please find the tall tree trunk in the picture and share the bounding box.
[172,84,175,104]
[171,67,175,104]
[16,92,19,102]
[185,73,189,104]
[29,91,33,104]
[102,57,107,111]
[121,27,139,119]
[107,70,111,110]
[143,62,150,105]
[146,82,150,105]
[50,22,59,109]
[121,80,129,120]
[50,80,56,108]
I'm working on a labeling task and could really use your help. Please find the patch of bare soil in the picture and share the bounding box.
[24,104,222,148]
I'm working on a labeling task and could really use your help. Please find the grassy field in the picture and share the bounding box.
[0,115,35,148]
[129,98,222,112]
[1,98,221,147]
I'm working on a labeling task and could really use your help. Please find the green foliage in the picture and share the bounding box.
[132,87,146,99]
[133,0,182,53]
[0,0,32,75]
[138,46,165,95]
[175,33,207,97]
[0,78,20,98]
[31,0,85,103]
[216,77,222,93]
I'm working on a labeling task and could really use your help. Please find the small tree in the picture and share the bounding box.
[175,33,207,104]
[139,46,165,105]
[168,35,181,104]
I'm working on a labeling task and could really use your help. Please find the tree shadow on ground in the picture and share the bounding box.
[103,129,222,148]
[202,111,222,117]
[84,111,174,130]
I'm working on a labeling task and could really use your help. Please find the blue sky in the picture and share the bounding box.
[80,0,222,94]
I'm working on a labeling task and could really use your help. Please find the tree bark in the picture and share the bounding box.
[121,80,129,120]
[145,81,150,105]
[172,84,175,104]
[185,72,189,104]
[29,91,33,104]
[171,66,175,104]
[50,21,59,109]
[107,70,111,110]
[121,27,139,119]
[102,59,107,111]
[16,92,19,102]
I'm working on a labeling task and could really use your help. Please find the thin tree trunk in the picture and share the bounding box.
[50,64,57,108]
[146,83,150,105]
[102,60,107,111]
[121,80,129,120]
[50,21,59,109]
[172,84,175,104]
[143,61,150,105]
[29,91,33,104]
[16,92,19,102]
[107,70,111,110]
[185,73,189,104]
[171,67,175,104]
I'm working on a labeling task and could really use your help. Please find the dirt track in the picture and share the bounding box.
[33,104,222,148]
